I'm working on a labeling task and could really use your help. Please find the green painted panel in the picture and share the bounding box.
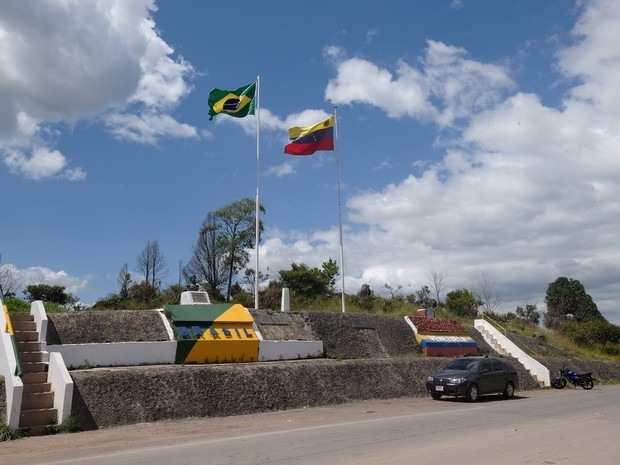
[165,303,233,323]
[175,339,197,364]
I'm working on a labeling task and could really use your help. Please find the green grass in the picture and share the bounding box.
[481,314,620,362]
[0,423,25,442]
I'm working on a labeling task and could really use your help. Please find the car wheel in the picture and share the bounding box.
[502,382,515,399]
[431,392,442,400]
[465,384,479,402]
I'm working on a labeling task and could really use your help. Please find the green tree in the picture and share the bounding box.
[562,320,620,347]
[322,258,339,292]
[23,284,76,307]
[544,277,605,328]
[515,304,540,325]
[278,262,331,299]
[214,198,265,301]
[416,285,434,307]
[444,289,482,318]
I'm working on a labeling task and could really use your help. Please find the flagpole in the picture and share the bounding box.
[334,107,346,313]
[255,75,261,310]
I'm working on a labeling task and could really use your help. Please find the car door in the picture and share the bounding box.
[478,359,495,393]
[490,359,506,392]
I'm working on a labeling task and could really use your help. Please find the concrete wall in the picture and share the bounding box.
[48,341,177,368]
[69,358,451,429]
[258,340,324,361]
[0,304,23,429]
[48,352,74,423]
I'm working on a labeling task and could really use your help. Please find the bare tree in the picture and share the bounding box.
[472,271,503,313]
[117,263,132,299]
[0,254,21,297]
[136,240,168,288]
[383,282,403,300]
[426,269,446,305]
[184,213,229,296]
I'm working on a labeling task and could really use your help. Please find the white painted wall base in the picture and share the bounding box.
[258,340,324,361]
[47,341,177,368]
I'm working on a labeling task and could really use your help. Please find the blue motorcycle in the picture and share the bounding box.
[552,368,594,390]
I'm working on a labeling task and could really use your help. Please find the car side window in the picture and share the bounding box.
[492,360,503,372]
[480,360,492,372]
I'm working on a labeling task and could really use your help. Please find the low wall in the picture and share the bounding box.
[258,340,324,361]
[70,358,450,429]
[49,341,177,368]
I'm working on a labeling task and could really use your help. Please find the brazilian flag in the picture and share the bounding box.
[208,82,256,120]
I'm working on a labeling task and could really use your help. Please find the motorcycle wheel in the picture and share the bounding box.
[581,378,594,390]
[552,378,566,389]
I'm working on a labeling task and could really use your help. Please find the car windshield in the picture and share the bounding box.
[446,359,480,371]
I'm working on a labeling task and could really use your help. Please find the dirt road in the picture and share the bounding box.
[1,386,618,465]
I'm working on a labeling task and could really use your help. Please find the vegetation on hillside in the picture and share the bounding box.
[2,197,618,362]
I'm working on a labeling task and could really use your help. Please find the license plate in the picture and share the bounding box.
[435,385,444,392]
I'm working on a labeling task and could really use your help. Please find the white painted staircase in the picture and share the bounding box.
[474,318,551,387]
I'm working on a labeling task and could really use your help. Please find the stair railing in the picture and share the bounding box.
[2,299,23,377]
[480,311,549,367]
[480,311,508,336]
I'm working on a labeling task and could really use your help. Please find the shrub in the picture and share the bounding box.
[0,422,24,441]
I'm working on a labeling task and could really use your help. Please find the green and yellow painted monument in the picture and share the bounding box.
[166,303,259,364]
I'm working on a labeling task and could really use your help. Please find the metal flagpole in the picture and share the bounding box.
[254,76,260,310]
[334,107,346,313]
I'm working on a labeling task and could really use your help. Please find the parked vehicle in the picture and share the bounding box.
[426,355,519,402]
[552,368,594,390]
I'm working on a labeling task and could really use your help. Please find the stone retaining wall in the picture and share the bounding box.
[8,309,620,431]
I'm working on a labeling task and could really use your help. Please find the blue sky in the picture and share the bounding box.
[2,0,620,324]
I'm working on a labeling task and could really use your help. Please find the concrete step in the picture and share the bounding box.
[22,392,54,410]
[22,372,48,384]
[18,351,46,363]
[14,330,39,342]
[16,340,41,352]
[23,382,52,394]
[21,362,47,373]
[11,319,37,331]
[19,407,57,428]
[8,312,34,322]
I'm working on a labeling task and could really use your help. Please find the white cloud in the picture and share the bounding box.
[266,161,296,178]
[0,0,196,180]
[325,40,514,127]
[257,0,620,324]
[105,112,197,145]
[9,264,91,299]
[3,146,67,180]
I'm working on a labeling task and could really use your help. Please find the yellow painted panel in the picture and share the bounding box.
[184,322,259,363]
[214,303,254,323]
[185,339,259,363]
[200,323,256,341]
